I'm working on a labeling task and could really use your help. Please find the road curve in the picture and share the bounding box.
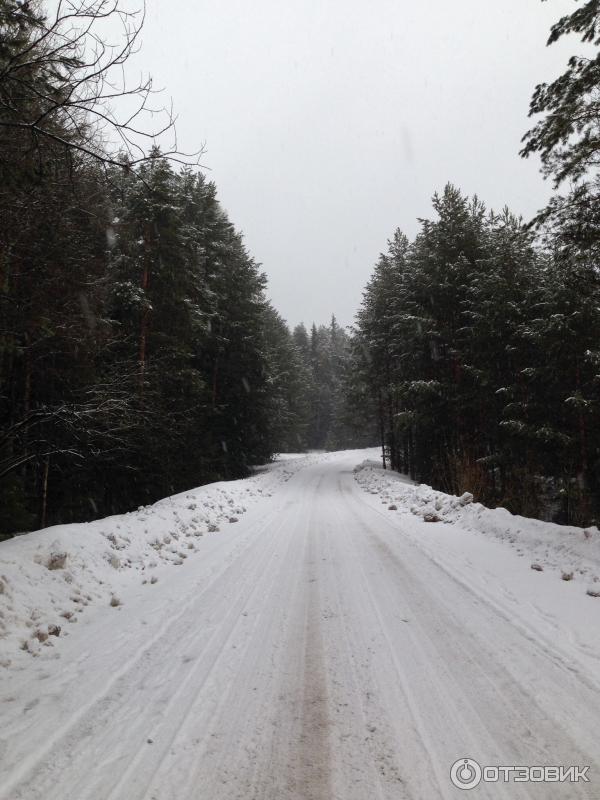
[2,453,599,799]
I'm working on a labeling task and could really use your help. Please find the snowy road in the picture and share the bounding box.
[2,452,600,799]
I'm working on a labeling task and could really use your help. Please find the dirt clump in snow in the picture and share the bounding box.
[46,552,67,571]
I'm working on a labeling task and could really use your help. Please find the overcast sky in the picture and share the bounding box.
[131,0,580,329]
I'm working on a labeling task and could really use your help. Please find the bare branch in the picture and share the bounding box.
[0,0,202,170]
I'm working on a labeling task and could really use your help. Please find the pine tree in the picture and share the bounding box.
[521,1,600,235]
[352,184,600,523]
[521,1,600,187]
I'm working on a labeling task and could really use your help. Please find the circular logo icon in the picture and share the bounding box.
[450,758,482,790]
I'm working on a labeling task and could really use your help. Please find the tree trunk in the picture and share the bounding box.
[387,391,397,471]
[378,388,386,469]
[212,352,219,410]
[576,364,588,480]
[40,455,50,529]
[138,260,150,399]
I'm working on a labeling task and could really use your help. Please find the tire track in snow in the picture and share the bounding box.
[295,523,332,800]
[343,477,600,798]
[101,510,294,800]
[145,485,313,800]
[1,495,297,800]
[359,483,600,697]
[144,469,328,800]
[336,496,452,799]
[319,503,390,800]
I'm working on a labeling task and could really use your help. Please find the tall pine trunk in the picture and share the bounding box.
[138,258,150,400]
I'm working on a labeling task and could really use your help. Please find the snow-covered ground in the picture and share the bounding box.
[354,457,600,693]
[0,455,315,668]
[355,458,600,588]
[1,449,599,799]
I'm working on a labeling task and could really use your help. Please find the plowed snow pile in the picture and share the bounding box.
[354,460,600,591]
[0,455,314,668]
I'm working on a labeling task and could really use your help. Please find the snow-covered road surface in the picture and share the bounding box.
[2,451,600,799]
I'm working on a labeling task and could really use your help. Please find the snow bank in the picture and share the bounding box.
[354,461,600,592]
[0,455,311,669]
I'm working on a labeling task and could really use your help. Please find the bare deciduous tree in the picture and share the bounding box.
[0,0,201,169]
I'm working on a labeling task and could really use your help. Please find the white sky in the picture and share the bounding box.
[131,0,581,328]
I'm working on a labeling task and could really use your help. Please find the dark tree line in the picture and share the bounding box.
[352,188,600,522]
[0,137,320,536]
[351,1,600,525]
[0,0,315,537]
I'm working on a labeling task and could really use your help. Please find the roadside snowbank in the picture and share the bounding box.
[0,455,312,668]
[354,460,600,593]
